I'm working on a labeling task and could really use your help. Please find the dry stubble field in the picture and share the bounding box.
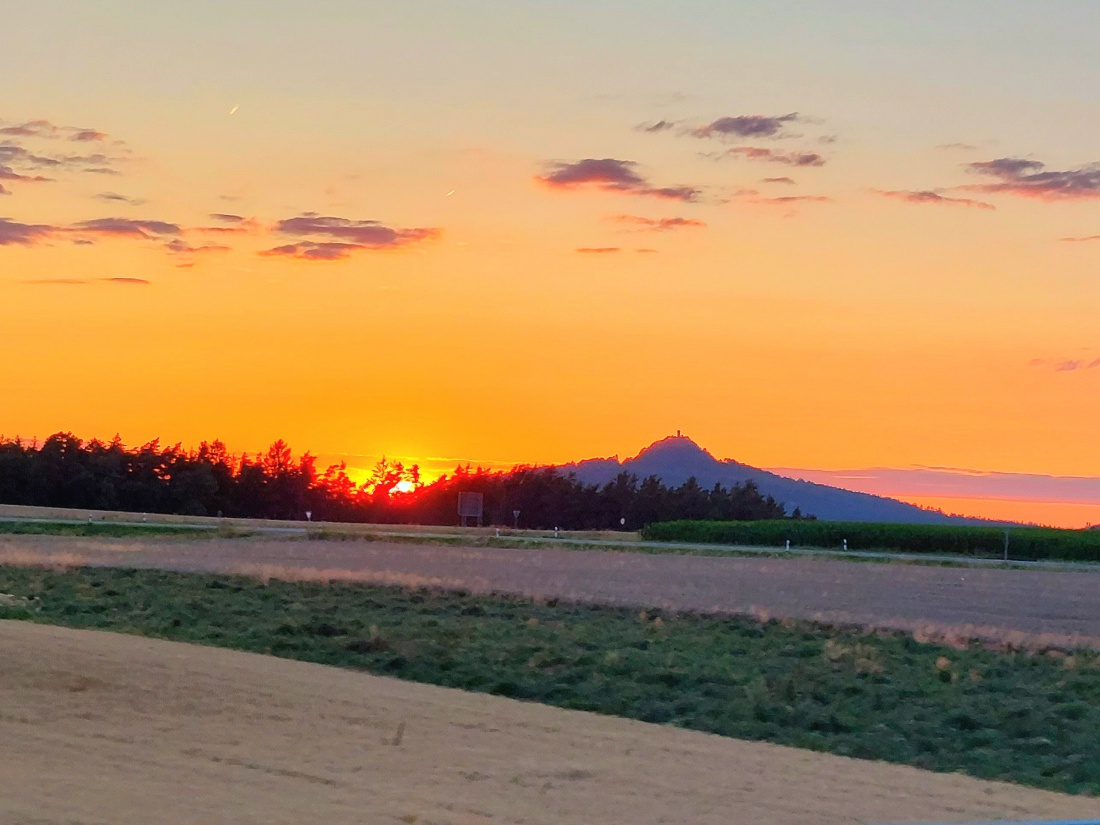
[3,621,1099,825]
[4,532,1100,823]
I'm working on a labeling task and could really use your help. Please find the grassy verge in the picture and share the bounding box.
[0,520,219,538]
[1,563,1098,794]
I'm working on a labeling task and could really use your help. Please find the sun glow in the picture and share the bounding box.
[393,480,416,494]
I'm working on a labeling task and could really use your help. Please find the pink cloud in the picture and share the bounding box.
[732,189,832,207]
[872,189,995,210]
[71,217,181,238]
[719,147,826,166]
[0,165,52,184]
[608,215,706,231]
[259,241,363,261]
[0,217,60,246]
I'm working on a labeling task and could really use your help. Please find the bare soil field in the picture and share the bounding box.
[4,535,1100,650]
[2,621,1097,825]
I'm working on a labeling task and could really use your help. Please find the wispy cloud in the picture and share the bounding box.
[576,247,621,254]
[713,146,826,166]
[94,191,144,205]
[191,214,260,235]
[761,176,796,185]
[608,214,706,231]
[165,238,231,256]
[71,217,181,239]
[634,120,677,133]
[0,165,51,184]
[0,214,209,264]
[0,117,127,189]
[263,213,441,261]
[0,119,61,139]
[691,113,801,140]
[1029,356,1100,372]
[536,158,700,202]
[731,189,832,207]
[964,157,1100,201]
[0,217,59,246]
[872,189,995,210]
[22,276,150,286]
[1060,234,1100,243]
[259,241,363,261]
[0,144,62,168]
[70,129,108,142]
[274,213,438,245]
[936,142,980,152]
[0,118,112,142]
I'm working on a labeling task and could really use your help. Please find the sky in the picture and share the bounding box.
[3,2,1100,525]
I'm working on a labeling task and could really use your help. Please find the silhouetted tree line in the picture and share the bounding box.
[0,433,792,529]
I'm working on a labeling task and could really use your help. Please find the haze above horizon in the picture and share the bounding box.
[3,2,1100,527]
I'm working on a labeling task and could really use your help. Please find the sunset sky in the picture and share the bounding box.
[4,2,1100,525]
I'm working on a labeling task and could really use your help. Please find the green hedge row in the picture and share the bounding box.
[641,520,1100,562]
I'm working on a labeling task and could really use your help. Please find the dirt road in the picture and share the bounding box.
[2,621,1096,825]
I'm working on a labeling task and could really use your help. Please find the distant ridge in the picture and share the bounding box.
[560,433,987,524]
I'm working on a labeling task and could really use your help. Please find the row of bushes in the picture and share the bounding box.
[641,520,1100,562]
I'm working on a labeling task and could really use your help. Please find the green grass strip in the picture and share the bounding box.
[0,520,214,538]
[1,564,1098,794]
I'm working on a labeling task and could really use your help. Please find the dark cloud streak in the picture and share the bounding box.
[262,212,441,261]
[692,113,800,140]
[964,157,1100,201]
[536,158,700,202]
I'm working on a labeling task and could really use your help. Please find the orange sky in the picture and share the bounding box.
[3,3,1100,526]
